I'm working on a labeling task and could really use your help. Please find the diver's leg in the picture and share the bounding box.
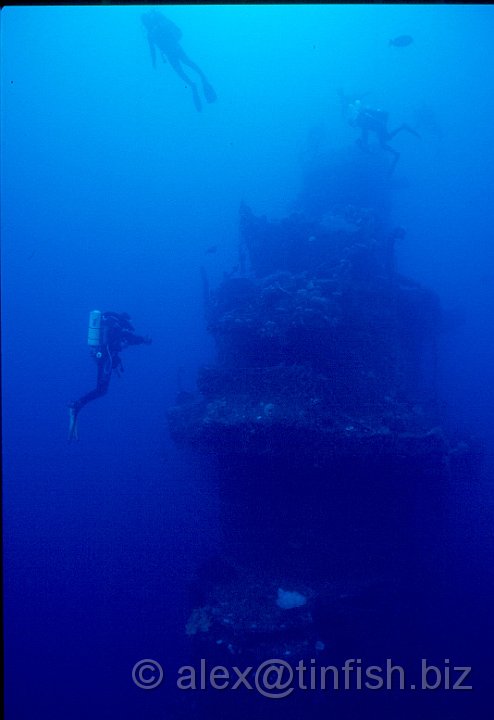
[166,55,202,111]
[68,361,111,441]
[175,48,207,81]
[68,387,106,441]
[176,49,217,103]
[357,128,370,152]
[382,144,400,175]
[388,124,421,140]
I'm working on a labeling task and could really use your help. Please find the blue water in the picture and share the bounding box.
[2,4,494,718]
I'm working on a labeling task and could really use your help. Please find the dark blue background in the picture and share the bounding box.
[3,5,494,718]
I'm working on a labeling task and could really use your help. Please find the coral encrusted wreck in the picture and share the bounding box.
[168,197,472,700]
[170,202,446,467]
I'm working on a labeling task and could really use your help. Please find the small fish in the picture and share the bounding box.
[205,244,218,254]
[389,35,413,47]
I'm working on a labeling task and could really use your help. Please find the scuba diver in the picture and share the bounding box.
[68,311,151,441]
[340,91,420,175]
[141,9,217,112]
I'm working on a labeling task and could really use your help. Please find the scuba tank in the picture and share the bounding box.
[347,100,361,125]
[88,310,111,366]
[88,310,104,348]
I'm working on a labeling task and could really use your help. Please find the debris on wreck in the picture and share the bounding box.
[276,588,308,610]
[167,198,477,674]
[170,202,446,466]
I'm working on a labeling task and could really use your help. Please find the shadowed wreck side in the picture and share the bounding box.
[167,187,480,718]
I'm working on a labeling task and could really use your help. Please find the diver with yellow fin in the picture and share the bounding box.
[68,311,151,441]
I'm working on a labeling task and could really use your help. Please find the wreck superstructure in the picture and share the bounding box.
[167,184,477,718]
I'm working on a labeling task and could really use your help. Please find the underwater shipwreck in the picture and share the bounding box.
[167,154,479,715]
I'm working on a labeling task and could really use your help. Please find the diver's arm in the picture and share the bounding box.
[122,331,152,346]
[148,37,157,68]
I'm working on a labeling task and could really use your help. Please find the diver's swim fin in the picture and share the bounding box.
[191,85,202,112]
[203,81,217,104]
[68,406,79,442]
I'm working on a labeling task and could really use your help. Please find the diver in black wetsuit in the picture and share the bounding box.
[341,93,420,175]
[141,9,217,112]
[68,311,151,441]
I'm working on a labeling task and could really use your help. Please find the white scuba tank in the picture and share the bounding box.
[88,310,102,347]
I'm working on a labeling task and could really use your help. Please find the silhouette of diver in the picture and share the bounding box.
[142,9,217,112]
[68,311,151,441]
[339,90,420,175]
